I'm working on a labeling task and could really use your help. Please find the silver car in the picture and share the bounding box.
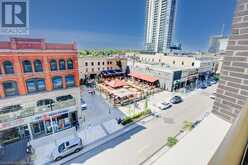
[51,136,83,161]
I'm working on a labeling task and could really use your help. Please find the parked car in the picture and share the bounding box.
[210,93,216,99]
[207,81,212,86]
[209,80,217,85]
[158,102,172,110]
[200,83,208,89]
[50,136,83,161]
[80,99,87,110]
[170,96,183,104]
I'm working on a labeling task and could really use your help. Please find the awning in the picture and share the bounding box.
[101,69,124,77]
[128,72,158,83]
[105,79,128,88]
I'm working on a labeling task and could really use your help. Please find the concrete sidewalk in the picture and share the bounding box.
[31,118,126,165]
[53,115,154,165]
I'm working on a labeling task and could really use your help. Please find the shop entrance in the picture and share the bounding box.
[70,111,78,126]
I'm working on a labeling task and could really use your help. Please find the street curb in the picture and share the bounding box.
[53,113,155,165]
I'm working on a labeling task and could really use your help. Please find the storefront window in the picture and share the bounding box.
[45,120,53,134]
[52,113,71,133]
[1,127,20,143]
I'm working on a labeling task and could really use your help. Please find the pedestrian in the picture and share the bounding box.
[75,121,79,131]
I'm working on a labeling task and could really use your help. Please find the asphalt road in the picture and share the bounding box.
[64,86,216,165]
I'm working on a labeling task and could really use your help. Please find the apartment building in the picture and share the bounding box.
[144,0,177,53]
[0,38,81,143]
[78,55,127,81]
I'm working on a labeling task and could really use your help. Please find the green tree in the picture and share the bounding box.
[167,137,178,147]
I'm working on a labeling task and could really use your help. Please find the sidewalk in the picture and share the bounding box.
[32,117,135,165]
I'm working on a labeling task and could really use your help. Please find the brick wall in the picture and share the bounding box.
[212,0,248,123]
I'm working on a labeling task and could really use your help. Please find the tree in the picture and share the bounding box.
[167,137,178,147]
[144,97,151,113]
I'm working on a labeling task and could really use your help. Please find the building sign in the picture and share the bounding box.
[34,110,69,121]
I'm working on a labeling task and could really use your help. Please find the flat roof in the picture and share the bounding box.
[134,63,196,72]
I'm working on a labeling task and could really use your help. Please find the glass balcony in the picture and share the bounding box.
[0,98,76,124]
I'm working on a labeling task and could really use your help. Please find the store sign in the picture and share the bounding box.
[34,110,69,121]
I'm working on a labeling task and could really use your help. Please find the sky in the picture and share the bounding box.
[0,0,236,51]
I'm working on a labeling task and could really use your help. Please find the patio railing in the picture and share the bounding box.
[0,99,76,124]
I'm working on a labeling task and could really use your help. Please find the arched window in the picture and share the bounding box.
[3,81,18,96]
[3,61,14,74]
[22,60,33,73]
[34,60,43,72]
[192,62,195,67]
[59,59,66,70]
[67,59,73,69]
[182,61,184,66]
[50,59,58,71]
[52,76,63,89]
[173,61,175,65]
[26,78,46,93]
[65,75,75,87]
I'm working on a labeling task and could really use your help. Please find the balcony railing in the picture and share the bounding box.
[0,99,76,123]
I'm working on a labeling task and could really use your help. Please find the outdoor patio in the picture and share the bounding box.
[96,72,162,106]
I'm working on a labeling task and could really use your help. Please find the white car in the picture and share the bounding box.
[81,99,87,110]
[210,93,216,99]
[50,136,83,161]
[158,102,172,110]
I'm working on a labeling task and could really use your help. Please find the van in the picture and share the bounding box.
[50,136,83,161]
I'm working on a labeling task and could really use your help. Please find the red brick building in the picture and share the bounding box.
[0,38,79,98]
[0,38,81,142]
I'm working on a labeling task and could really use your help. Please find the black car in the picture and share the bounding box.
[170,96,183,104]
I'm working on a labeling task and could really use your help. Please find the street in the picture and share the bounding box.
[63,85,216,165]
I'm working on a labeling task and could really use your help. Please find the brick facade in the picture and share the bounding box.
[0,38,80,98]
[213,0,248,123]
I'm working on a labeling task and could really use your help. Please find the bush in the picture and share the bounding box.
[213,74,220,81]
[121,110,152,125]
[167,137,178,147]
[121,116,133,125]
